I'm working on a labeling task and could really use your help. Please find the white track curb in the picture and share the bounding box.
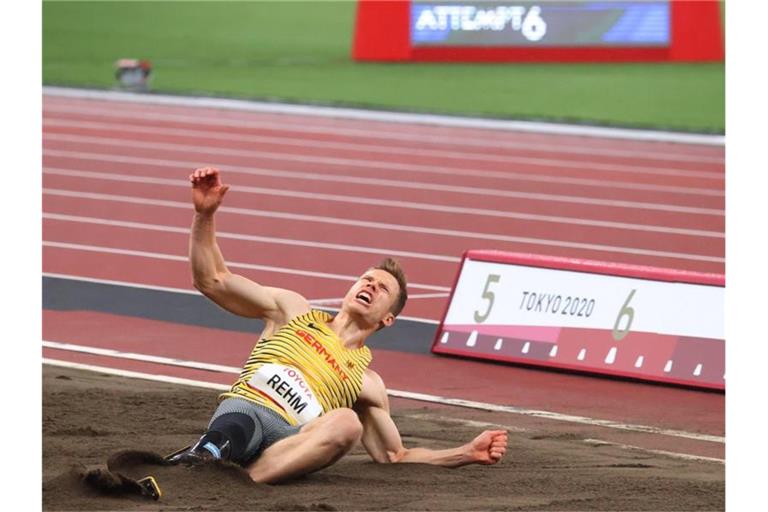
[44,86,724,146]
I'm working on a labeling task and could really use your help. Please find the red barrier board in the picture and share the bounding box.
[431,251,725,390]
[352,0,724,62]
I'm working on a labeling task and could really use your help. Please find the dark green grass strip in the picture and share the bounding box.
[43,1,724,132]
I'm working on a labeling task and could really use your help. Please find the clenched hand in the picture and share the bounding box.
[465,430,508,465]
[190,167,230,215]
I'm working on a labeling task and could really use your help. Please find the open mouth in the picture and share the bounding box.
[355,291,373,305]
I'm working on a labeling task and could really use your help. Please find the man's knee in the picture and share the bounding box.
[320,409,363,451]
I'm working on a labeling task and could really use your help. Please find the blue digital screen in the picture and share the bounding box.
[411,1,671,47]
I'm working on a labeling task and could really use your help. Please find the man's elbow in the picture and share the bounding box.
[192,272,227,295]
[383,448,408,464]
[367,448,406,464]
[192,278,212,295]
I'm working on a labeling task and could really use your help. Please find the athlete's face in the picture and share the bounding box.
[342,269,400,328]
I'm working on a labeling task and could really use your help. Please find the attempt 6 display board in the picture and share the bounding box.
[432,251,724,390]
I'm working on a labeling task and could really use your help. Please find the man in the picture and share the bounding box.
[169,167,508,483]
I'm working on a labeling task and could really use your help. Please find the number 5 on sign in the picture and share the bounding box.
[612,289,636,341]
[474,274,500,323]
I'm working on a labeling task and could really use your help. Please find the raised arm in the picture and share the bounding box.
[354,370,508,467]
[189,167,310,328]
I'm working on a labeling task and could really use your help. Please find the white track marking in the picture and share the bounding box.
[43,211,462,263]
[41,107,725,168]
[44,271,198,295]
[43,169,723,238]
[307,292,448,305]
[407,413,529,433]
[43,358,230,392]
[42,241,451,292]
[42,117,725,165]
[403,415,723,463]
[386,390,724,444]
[42,273,440,324]
[43,188,725,263]
[44,131,724,182]
[582,439,724,464]
[43,86,725,146]
[48,103,724,158]
[42,126,724,193]
[41,346,723,443]
[43,340,240,373]
[41,106,724,168]
[41,150,723,215]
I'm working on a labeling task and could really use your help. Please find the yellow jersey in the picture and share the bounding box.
[220,310,373,426]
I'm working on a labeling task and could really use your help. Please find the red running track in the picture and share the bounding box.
[42,90,724,460]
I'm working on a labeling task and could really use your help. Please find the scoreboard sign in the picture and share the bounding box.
[353,0,724,62]
[432,251,724,389]
[411,1,671,47]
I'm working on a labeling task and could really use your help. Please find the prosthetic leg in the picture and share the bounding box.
[166,409,258,465]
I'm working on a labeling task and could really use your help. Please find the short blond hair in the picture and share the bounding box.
[374,257,408,316]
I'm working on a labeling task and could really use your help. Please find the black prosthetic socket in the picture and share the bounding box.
[203,412,258,462]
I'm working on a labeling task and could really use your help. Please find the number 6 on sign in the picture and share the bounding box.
[474,274,500,323]
[612,289,636,341]
[433,251,724,390]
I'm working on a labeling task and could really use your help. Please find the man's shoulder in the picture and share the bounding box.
[264,287,312,315]
[358,369,388,408]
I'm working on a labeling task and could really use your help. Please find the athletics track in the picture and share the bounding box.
[41,87,725,479]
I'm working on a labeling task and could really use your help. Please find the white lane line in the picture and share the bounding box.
[42,241,451,292]
[408,416,723,464]
[307,292,449,305]
[387,390,724,444]
[406,413,529,433]
[43,188,726,263]
[43,117,725,166]
[41,344,724,443]
[42,273,441,325]
[42,121,725,190]
[43,340,239,373]
[43,168,723,238]
[44,131,724,182]
[43,358,231,392]
[44,271,198,295]
[41,108,724,167]
[41,116,724,165]
[42,150,724,216]
[42,86,726,147]
[43,212,462,263]
[41,109,724,168]
[582,439,724,464]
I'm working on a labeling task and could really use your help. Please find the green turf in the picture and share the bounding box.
[43,1,724,133]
